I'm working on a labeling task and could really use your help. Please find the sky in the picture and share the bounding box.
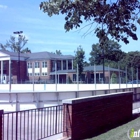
[0,0,140,61]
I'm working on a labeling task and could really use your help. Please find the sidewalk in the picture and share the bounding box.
[42,133,63,140]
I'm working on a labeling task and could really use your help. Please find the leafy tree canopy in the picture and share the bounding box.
[0,35,29,53]
[89,40,125,65]
[73,46,85,78]
[40,0,140,44]
[55,50,62,55]
[121,51,140,68]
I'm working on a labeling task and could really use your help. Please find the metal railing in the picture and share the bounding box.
[2,105,64,140]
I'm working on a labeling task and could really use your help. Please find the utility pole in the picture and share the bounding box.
[102,46,105,84]
[13,31,23,83]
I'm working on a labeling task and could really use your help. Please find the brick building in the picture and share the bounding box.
[0,50,125,84]
[0,50,74,83]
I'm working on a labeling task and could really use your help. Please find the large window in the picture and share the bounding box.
[73,74,76,81]
[42,62,47,68]
[51,60,55,71]
[27,62,32,68]
[63,60,66,70]
[68,60,72,70]
[57,61,61,70]
[35,62,39,68]
[35,73,40,76]
[42,72,47,76]
[28,73,33,76]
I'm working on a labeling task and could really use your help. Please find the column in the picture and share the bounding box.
[33,62,35,91]
[94,64,96,89]
[66,60,68,70]
[55,61,57,91]
[72,59,73,70]
[61,60,63,70]
[9,60,11,91]
[99,73,100,83]
[1,61,3,84]
[58,74,59,84]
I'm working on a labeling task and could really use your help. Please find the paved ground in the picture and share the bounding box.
[2,102,140,140]
[42,133,63,140]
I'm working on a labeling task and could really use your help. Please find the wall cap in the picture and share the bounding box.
[62,91,133,104]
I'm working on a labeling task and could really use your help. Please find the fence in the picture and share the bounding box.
[5,63,140,84]
[1,105,64,140]
[0,91,140,140]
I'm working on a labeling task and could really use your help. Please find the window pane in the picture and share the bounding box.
[57,61,61,70]
[63,60,66,70]
[27,62,32,68]
[68,60,72,70]
[42,62,47,68]
[73,74,76,81]
[35,62,39,68]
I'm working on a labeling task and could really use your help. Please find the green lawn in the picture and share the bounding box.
[86,117,140,140]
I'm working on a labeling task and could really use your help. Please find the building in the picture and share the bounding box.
[0,50,125,84]
[0,50,74,83]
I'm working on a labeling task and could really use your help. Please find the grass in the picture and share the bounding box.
[86,116,140,140]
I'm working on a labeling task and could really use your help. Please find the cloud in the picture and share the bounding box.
[0,4,7,9]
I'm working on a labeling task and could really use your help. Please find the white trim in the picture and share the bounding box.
[0,52,9,57]
[0,56,26,61]
[0,57,10,61]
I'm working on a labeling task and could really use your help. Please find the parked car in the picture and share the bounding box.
[127,80,140,84]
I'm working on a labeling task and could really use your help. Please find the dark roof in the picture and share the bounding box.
[84,65,125,72]
[0,50,74,60]
[0,50,28,58]
[50,69,76,75]
[50,65,125,75]
[26,52,74,60]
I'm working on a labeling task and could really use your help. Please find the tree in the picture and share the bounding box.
[120,51,140,80]
[21,47,31,53]
[40,0,140,44]
[73,46,85,80]
[55,50,62,55]
[89,40,125,65]
[111,73,118,84]
[83,61,90,67]
[0,35,29,53]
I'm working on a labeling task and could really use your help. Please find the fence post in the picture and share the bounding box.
[0,110,4,140]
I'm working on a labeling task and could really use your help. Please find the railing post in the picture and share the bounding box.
[0,110,4,140]
[16,112,18,140]
[55,106,57,134]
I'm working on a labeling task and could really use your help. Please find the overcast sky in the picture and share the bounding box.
[0,0,140,61]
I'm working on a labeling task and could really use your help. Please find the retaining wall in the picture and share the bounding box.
[0,87,140,111]
[63,91,133,140]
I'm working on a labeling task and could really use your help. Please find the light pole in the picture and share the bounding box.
[13,31,23,83]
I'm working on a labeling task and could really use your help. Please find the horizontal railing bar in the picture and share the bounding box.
[3,105,63,114]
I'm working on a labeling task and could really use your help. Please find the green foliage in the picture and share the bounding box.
[120,51,140,80]
[55,50,62,55]
[83,61,90,67]
[89,40,125,65]
[0,35,29,53]
[21,47,31,53]
[40,0,140,44]
[111,73,117,84]
[73,46,85,79]
[67,76,72,84]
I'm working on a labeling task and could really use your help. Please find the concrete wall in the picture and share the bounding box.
[0,83,139,92]
[62,91,133,140]
[0,85,139,112]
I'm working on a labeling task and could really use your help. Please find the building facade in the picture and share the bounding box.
[0,50,125,84]
[0,50,74,83]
